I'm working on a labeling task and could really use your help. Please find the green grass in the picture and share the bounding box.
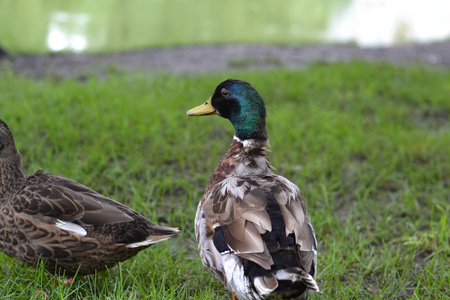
[0,61,449,299]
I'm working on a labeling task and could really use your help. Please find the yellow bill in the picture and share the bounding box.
[186,98,217,116]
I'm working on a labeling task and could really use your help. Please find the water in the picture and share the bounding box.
[329,0,450,47]
[0,0,449,54]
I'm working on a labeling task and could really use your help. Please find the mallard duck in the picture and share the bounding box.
[187,79,319,300]
[0,119,178,276]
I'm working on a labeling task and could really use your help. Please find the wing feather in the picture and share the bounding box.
[17,172,134,225]
[224,221,264,253]
[200,175,317,282]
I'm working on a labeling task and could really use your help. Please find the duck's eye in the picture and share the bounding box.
[221,89,229,97]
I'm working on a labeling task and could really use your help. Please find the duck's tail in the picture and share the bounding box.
[126,226,179,248]
[273,267,319,292]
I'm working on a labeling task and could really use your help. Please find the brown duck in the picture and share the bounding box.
[187,79,319,300]
[0,119,178,276]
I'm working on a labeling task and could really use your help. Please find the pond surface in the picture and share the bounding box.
[0,0,449,53]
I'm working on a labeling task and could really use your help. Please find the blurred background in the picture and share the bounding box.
[1,0,449,54]
[0,1,449,299]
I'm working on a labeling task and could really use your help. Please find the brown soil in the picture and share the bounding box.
[1,42,450,78]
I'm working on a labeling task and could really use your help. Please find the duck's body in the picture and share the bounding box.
[188,80,319,300]
[0,120,178,276]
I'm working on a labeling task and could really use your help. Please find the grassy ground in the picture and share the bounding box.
[0,61,449,299]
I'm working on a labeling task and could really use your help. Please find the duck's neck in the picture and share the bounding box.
[0,154,26,197]
[206,136,273,191]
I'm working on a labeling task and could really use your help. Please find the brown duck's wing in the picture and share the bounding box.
[201,175,317,285]
[30,173,179,239]
[17,171,136,225]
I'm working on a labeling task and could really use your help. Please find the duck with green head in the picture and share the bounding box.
[187,79,319,300]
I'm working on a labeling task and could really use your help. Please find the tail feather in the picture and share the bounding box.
[297,268,320,292]
[152,225,180,236]
[127,226,179,248]
[275,267,320,293]
[253,275,279,296]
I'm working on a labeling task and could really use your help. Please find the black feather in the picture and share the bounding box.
[213,226,232,253]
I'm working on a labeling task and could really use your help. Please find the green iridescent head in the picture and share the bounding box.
[187,79,268,140]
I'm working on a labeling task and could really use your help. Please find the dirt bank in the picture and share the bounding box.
[1,42,450,78]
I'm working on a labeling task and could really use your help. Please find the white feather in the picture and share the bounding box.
[233,135,242,143]
[222,253,261,300]
[242,139,254,147]
[253,277,277,296]
[55,220,87,236]
[220,178,246,200]
[196,213,226,275]
[274,269,299,281]
[233,135,256,148]
[274,269,320,293]
[126,237,171,248]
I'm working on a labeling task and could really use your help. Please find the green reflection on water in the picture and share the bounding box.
[0,0,348,53]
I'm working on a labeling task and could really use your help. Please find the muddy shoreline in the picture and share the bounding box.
[2,42,450,78]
